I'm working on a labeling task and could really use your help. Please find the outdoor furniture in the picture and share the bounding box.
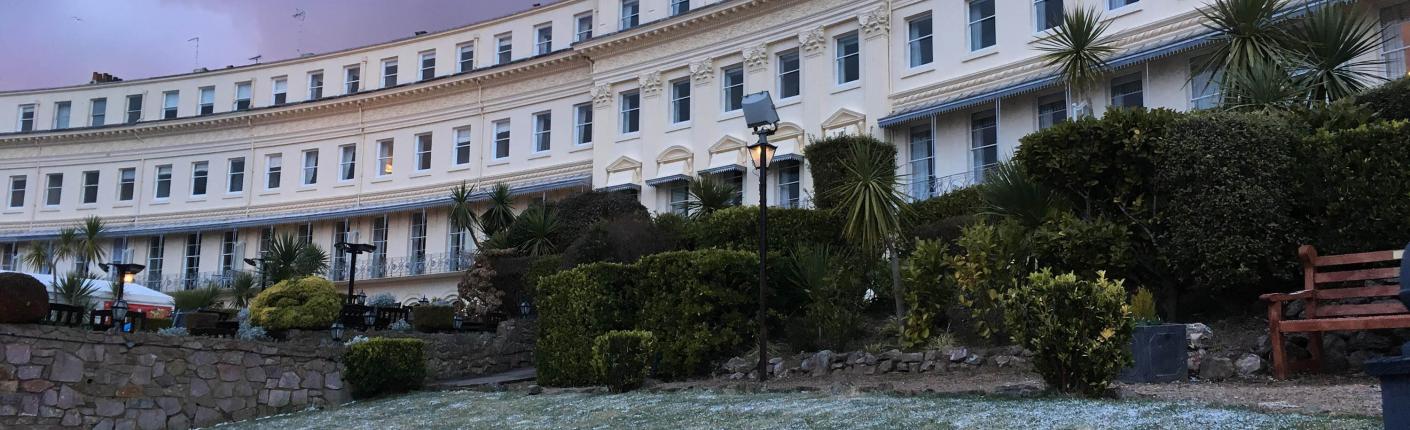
[43,303,87,327]
[375,306,410,328]
[91,310,147,332]
[1260,244,1408,379]
[184,310,237,337]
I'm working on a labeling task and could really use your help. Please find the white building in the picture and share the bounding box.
[1,0,1404,302]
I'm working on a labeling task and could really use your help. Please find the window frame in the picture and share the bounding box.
[835,32,861,85]
[671,0,691,16]
[1109,72,1144,109]
[198,87,215,115]
[908,124,935,199]
[339,144,357,181]
[969,109,999,176]
[670,78,692,124]
[453,127,473,165]
[191,161,209,197]
[619,90,641,134]
[381,58,399,88]
[457,43,475,73]
[272,77,288,105]
[415,133,433,170]
[573,103,593,146]
[1035,0,1063,32]
[721,65,745,112]
[419,51,436,81]
[81,170,99,204]
[17,104,35,132]
[162,91,179,119]
[575,13,594,42]
[377,139,395,176]
[308,71,324,100]
[7,175,25,208]
[907,13,935,68]
[1109,0,1139,10]
[302,149,319,185]
[535,25,553,55]
[154,165,172,200]
[227,157,245,193]
[777,50,801,100]
[125,94,143,124]
[345,65,361,94]
[90,98,107,126]
[621,0,640,30]
[532,111,552,153]
[493,120,511,160]
[968,0,997,52]
[1036,92,1068,130]
[265,154,283,190]
[53,101,71,129]
[496,34,513,65]
[234,82,253,110]
[118,168,136,201]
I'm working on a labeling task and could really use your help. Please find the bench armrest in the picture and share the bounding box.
[1260,290,1314,302]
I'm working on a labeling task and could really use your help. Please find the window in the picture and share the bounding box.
[497,35,513,64]
[382,59,398,88]
[1381,4,1410,78]
[198,87,215,115]
[272,77,288,105]
[620,91,640,134]
[17,104,35,131]
[409,211,428,275]
[1109,0,1139,9]
[836,33,860,84]
[969,0,996,51]
[536,25,553,55]
[339,145,357,180]
[302,150,319,185]
[126,94,143,123]
[111,237,129,264]
[44,173,62,206]
[671,79,691,123]
[778,161,801,208]
[118,168,135,201]
[575,14,594,42]
[53,102,71,129]
[6,176,23,208]
[332,221,349,280]
[908,14,934,67]
[1110,73,1144,109]
[220,231,238,274]
[533,112,552,152]
[777,50,800,99]
[298,223,313,244]
[1036,93,1068,130]
[419,51,435,81]
[371,216,388,277]
[146,236,164,289]
[182,233,201,289]
[457,43,475,72]
[345,66,361,94]
[574,103,593,145]
[453,127,472,165]
[1,243,15,271]
[621,0,640,30]
[970,110,998,177]
[90,98,107,126]
[1036,0,1063,32]
[191,162,208,196]
[721,65,745,111]
[227,158,245,193]
[378,140,395,175]
[163,91,179,119]
[308,72,324,100]
[493,120,511,159]
[235,82,252,110]
[259,226,274,256]
[265,154,282,189]
[80,171,99,204]
[668,182,689,215]
[1190,57,1222,110]
[671,0,690,16]
[416,133,433,170]
[908,125,934,199]
[154,165,171,199]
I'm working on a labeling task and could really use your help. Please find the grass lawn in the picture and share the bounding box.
[213,390,1380,429]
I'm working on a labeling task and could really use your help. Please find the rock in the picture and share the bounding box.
[137,408,165,430]
[900,352,923,363]
[1234,353,1264,377]
[944,347,969,363]
[878,360,894,373]
[992,356,1018,367]
[728,372,745,380]
[95,399,125,417]
[1199,356,1235,381]
[963,353,983,366]
[527,385,543,395]
[1348,350,1383,371]
[1284,300,1304,319]
[723,356,750,374]
[4,344,30,365]
[882,349,902,361]
[1255,334,1272,357]
[19,379,51,393]
[1186,323,1214,350]
[268,390,291,408]
[863,353,877,366]
[923,350,939,362]
[50,352,83,383]
[277,371,302,389]
[920,360,934,371]
[1349,331,1395,352]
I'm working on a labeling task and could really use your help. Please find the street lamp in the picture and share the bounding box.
[742,91,778,381]
[519,300,533,319]
[243,257,268,290]
[354,290,367,306]
[334,242,377,304]
[99,262,145,332]
[330,321,345,341]
[363,310,377,329]
[452,313,464,331]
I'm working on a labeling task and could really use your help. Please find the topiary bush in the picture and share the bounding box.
[552,190,650,247]
[562,214,676,267]
[1295,120,1410,254]
[248,276,342,330]
[410,305,455,333]
[903,186,983,247]
[592,330,656,393]
[805,134,896,211]
[633,250,759,380]
[535,263,637,386]
[689,206,842,254]
[0,272,49,324]
[1015,108,1178,220]
[344,337,427,398]
[1004,269,1133,397]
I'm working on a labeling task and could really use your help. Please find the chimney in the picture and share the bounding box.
[89,72,123,84]
[415,30,428,36]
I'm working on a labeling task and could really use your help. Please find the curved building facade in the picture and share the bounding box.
[0,0,1401,301]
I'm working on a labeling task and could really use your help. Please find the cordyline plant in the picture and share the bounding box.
[826,139,911,320]
[1035,6,1117,114]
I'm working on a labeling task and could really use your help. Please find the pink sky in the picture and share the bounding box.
[0,0,555,91]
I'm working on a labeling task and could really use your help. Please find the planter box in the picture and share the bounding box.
[1119,323,1187,383]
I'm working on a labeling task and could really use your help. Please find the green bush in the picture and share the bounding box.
[947,221,1025,339]
[592,330,656,393]
[633,250,760,380]
[562,214,676,267]
[1296,120,1410,254]
[522,254,564,298]
[1354,76,1410,121]
[804,134,897,210]
[901,239,953,349]
[780,246,866,352]
[552,191,650,247]
[344,338,427,398]
[1004,269,1133,397]
[1015,108,1178,220]
[689,206,842,254]
[1156,112,1300,295]
[903,187,983,247]
[411,305,455,332]
[535,263,636,386]
[1028,213,1135,282]
[248,276,342,330]
[0,272,49,324]
[169,286,223,311]
[1131,288,1159,325]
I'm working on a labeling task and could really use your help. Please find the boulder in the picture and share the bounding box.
[944,347,969,363]
[900,352,923,363]
[1348,350,1384,371]
[1187,349,1205,374]
[1199,356,1235,381]
[1186,323,1214,350]
[1234,353,1263,378]
[963,353,984,366]
[723,357,751,374]
[881,349,902,361]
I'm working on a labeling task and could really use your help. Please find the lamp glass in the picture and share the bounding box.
[122,273,135,284]
[331,322,345,341]
[747,142,777,169]
[112,300,128,321]
[363,311,376,327]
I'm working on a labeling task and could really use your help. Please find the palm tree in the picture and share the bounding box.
[52,271,100,311]
[75,216,107,273]
[978,161,1064,229]
[54,228,79,272]
[1196,0,1293,96]
[480,183,517,237]
[448,181,484,250]
[514,205,560,257]
[1222,58,1306,110]
[22,242,58,275]
[683,175,738,219]
[1035,6,1117,114]
[826,139,911,319]
[261,233,329,284]
[224,271,258,308]
[1285,4,1384,103]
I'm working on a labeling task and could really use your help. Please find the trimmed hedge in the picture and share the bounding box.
[1295,120,1410,254]
[592,330,656,393]
[563,214,677,267]
[0,272,49,324]
[249,276,342,330]
[535,263,636,386]
[344,338,427,398]
[552,191,650,247]
[689,206,842,254]
[411,305,455,333]
[1354,76,1410,121]
[903,186,983,247]
[805,134,896,211]
[633,250,759,380]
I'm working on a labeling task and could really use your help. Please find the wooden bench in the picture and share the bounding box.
[1261,244,1409,379]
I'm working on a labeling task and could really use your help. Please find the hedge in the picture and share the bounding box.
[344,338,427,398]
[688,206,842,254]
[562,214,678,267]
[0,272,49,324]
[1354,76,1410,121]
[903,186,983,247]
[411,305,455,333]
[592,330,656,393]
[535,263,636,386]
[633,250,759,380]
[1295,120,1410,254]
[249,276,342,330]
[804,134,896,211]
[552,191,650,247]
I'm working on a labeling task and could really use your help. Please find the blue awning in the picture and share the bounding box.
[699,164,745,175]
[595,183,641,193]
[645,174,691,186]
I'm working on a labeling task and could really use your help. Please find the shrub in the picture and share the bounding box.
[170,286,223,311]
[903,186,983,247]
[522,254,564,298]
[1353,76,1410,121]
[1295,120,1410,254]
[1028,213,1135,281]
[946,221,1025,339]
[805,134,896,210]
[51,272,99,311]
[633,250,759,380]
[367,293,399,308]
[689,206,842,254]
[143,318,174,332]
[0,272,49,324]
[410,305,456,333]
[156,327,189,337]
[248,276,342,330]
[1131,288,1159,325]
[780,246,866,352]
[344,338,427,398]
[562,214,675,267]
[592,330,656,393]
[552,191,650,247]
[1015,108,1178,220]
[535,263,636,386]
[1004,269,1133,397]
[901,239,953,349]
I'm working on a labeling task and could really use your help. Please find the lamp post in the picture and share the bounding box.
[243,257,268,290]
[742,91,779,381]
[334,242,376,304]
[99,262,145,332]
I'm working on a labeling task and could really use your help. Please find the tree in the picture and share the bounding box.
[1286,3,1384,103]
[683,175,737,219]
[480,183,517,237]
[448,181,484,250]
[1035,6,1116,114]
[261,234,329,284]
[826,138,911,319]
[513,205,561,257]
[75,216,107,273]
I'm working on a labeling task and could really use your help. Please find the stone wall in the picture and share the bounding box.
[289,319,537,382]
[0,324,347,429]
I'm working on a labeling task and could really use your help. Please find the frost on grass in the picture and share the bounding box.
[212,390,1379,430]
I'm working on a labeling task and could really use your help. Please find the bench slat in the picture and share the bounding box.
[1279,314,1410,332]
[1314,285,1401,300]
[1313,267,1400,284]
[1314,302,1409,318]
[1311,249,1402,266]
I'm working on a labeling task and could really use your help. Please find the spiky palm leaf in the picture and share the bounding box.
[52,271,100,311]
[54,228,79,271]
[480,183,517,237]
[170,286,223,311]
[514,205,561,257]
[683,175,738,219]
[1222,58,1307,110]
[262,234,329,284]
[22,242,57,275]
[1196,0,1295,89]
[76,216,107,271]
[1035,6,1117,100]
[448,181,483,249]
[827,141,910,256]
[1285,4,1385,103]
[978,161,1064,229]
[224,271,259,308]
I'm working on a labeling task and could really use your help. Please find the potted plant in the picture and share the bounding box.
[1118,288,1187,383]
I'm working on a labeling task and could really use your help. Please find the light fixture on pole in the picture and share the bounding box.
[363,310,377,329]
[333,242,376,304]
[354,290,367,306]
[330,321,345,341]
[741,91,778,381]
[452,313,464,330]
[519,300,533,319]
[99,262,146,332]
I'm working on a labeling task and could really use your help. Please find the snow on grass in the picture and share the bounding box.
[211,390,1379,430]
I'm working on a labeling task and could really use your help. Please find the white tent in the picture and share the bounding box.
[3,271,175,308]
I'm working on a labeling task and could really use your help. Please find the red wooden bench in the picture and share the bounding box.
[1261,245,1408,379]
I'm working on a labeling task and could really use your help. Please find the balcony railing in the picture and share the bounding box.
[144,270,248,292]
[913,169,988,200]
[335,251,474,282]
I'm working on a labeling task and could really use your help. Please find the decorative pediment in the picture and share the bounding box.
[774,122,804,139]
[656,145,694,164]
[690,59,715,86]
[606,155,642,172]
[709,135,747,153]
[821,108,866,131]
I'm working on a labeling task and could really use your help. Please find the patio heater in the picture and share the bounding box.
[99,262,145,331]
[334,242,376,304]
[742,91,778,382]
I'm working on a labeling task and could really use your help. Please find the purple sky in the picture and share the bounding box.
[0,0,555,91]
